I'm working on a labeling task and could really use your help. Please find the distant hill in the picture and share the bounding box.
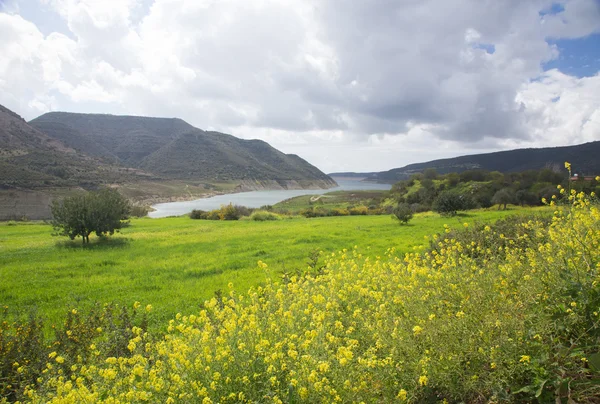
[0,105,147,189]
[29,112,336,187]
[330,141,600,183]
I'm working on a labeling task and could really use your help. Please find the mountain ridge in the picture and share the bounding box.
[329,141,600,183]
[29,111,336,186]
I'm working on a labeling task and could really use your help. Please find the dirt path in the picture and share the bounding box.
[310,195,333,202]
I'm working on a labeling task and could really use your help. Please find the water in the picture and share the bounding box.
[149,179,391,218]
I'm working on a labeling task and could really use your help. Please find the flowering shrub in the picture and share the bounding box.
[248,211,281,221]
[0,303,149,402]
[14,187,600,402]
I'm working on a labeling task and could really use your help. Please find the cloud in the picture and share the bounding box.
[0,0,599,172]
[517,69,600,146]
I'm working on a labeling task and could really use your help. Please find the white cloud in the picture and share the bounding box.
[0,0,599,172]
[517,69,600,146]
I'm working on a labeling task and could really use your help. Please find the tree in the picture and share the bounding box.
[51,189,131,244]
[392,202,413,224]
[446,172,460,187]
[492,188,516,210]
[515,190,538,206]
[433,191,475,216]
[423,168,438,180]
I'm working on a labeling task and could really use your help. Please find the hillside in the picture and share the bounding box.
[29,112,337,186]
[0,105,147,189]
[331,141,600,183]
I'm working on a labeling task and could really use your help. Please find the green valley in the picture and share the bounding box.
[0,208,528,329]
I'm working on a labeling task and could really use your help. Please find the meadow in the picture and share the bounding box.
[5,190,598,403]
[1,208,526,330]
[273,190,389,213]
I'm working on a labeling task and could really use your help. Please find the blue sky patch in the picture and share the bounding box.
[543,33,600,77]
[539,2,566,16]
[474,43,496,54]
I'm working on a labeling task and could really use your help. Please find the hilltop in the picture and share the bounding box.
[0,105,149,189]
[330,141,600,183]
[29,112,336,187]
[0,106,336,219]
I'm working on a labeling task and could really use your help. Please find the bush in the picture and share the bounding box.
[427,213,552,261]
[50,188,131,244]
[206,210,221,220]
[330,208,349,216]
[515,189,539,206]
[130,205,149,218]
[348,206,369,215]
[472,188,495,208]
[232,205,253,218]
[192,204,253,220]
[0,303,149,402]
[392,202,413,224]
[300,207,329,218]
[189,209,207,219]
[432,191,475,216]
[249,210,281,221]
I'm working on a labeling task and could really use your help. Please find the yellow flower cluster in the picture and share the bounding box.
[24,192,600,403]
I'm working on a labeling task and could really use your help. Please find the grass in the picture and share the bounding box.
[274,190,387,212]
[17,193,599,403]
[0,208,536,331]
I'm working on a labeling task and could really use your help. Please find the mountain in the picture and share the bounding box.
[29,112,336,187]
[330,141,600,183]
[30,112,195,165]
[0,105,148,189]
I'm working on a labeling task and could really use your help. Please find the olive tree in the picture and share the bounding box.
[392,202,413,224]
[51,188,131,244]
[433,191,475,216]
[492,188,516,210]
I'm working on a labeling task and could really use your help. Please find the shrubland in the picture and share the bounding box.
[2,186,599,402]
[390,167,600,213]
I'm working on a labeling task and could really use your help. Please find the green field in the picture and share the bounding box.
[273,190,389,212]
[1,208,533,330]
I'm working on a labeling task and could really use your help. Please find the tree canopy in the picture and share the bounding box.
[51,188,131,244]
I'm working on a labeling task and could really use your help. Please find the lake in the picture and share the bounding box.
[149,179,391,218]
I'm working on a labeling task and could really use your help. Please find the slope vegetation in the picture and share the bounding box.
[29,112,336,186]
[331,141,600,183]
[0,105,145,189]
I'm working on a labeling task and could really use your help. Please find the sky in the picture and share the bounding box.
[1,0,599,173]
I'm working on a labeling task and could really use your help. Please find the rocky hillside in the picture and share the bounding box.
[29,112,336,186]
[0,105,148,190]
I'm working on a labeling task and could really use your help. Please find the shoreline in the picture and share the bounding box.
[144,181,340,208]
[147,179,391,218]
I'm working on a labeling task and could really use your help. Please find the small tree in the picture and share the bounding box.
[51,189,131,244]
[392,202,413,224]
[433,191,475,216]
[492,188,516,210]
[515,190,538,206]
